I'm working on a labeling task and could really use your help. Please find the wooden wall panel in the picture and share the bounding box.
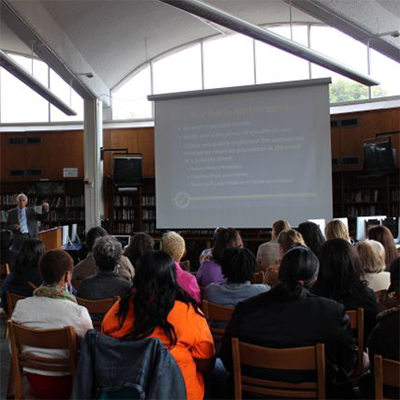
[1,130,84,181]
[103,127,155,178]
[331,107,400,171]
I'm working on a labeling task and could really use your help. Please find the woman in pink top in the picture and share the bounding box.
[161,231,201,303]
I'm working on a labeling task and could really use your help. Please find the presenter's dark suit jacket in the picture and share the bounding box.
[6,207,49,238]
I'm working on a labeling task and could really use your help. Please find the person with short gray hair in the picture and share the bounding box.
[77,236,132,300]
[6,193,50,251]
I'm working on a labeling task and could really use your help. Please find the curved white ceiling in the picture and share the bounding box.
[1,0,399,99]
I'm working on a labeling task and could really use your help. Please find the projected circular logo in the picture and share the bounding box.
[173,192,191,208]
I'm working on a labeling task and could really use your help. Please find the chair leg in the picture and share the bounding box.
[7,359,14,399]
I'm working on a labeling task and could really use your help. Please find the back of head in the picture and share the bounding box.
[39,250,74,285]
[272,220,291,240]
[279,246,319,300]
[120,251,178,343]
[297,222,326,256]
[85,226,107,252]
[161,231,185,262]
[14,239,45,273]
[221,247,257,284]
[1,229,13,249]
[212,227,242,264]
[277,229,305,253]
[124,232,154,263]
[93,235,123,271]
[325,220,350,241]
[367,225,398,269]
[318,239,365,300]
[356,240,386,273]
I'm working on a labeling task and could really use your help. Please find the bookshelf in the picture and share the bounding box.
[332,170,399,236]
[109,178,157,235]
[0,180,85,236]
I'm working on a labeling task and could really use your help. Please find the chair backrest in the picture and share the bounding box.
[77,297,119,330]
[201,300,234,343]
[6,292,26,317]
[374,355,400,400]
[0,263,10,285]
[7,320,78,400]
[346,308,364,375]
[232,338,326,400]
[250,271,264,284]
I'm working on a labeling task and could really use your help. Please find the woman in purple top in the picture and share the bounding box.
[196,228,243,287]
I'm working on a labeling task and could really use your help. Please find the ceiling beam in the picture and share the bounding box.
[0,49,77,116]
[159,0,380,86]
[0,0,110,106]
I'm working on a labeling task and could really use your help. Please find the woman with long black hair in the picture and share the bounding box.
[220,246,357,399]
[102,250,215,400]
[313,239,379,341]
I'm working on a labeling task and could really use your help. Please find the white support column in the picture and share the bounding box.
[83,99,104,230]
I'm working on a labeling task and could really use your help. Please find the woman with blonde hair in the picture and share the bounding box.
[325,220,351,241]
[357,240,390,292]
[256,220,290,268]
[277,229,306,254]
[368,225,398,270]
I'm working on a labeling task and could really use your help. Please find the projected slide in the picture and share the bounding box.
[152,79,332,229]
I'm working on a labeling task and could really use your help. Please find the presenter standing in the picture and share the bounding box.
[6,193,50,251]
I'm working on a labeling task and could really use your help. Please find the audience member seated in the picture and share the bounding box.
[199,227,225,263]
[197,228,243,287]
[264,229,305,286]
[361,258,400,399]
[256,219,290,269]
[0,229,17,267]
[102,250,215,400]
[161,231,201,303]
[0,238,44,313]
[313,239,379,342]
[325,219,351,242]
[220,246,357,399]
[205,247,269,306]
[77,235,133,300]
[297,221,326,257]
[368,225,398,271]
[123,231,154,268]
[378,257,400,310]
[11,249,93,400]
[357,240,390,292]
[72,226,134,282]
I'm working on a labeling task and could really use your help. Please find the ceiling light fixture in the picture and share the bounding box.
[158,0,380,87]
[0,49,77,116]
[76,72,94,78]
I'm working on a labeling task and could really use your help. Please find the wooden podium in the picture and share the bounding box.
[38,227,62,250]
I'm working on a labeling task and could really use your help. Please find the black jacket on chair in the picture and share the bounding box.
[72,329,187,400]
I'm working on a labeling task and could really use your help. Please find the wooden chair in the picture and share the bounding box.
[346,308,364,377]
[7,320,78,400]
[6,292,26,317]
[0,264,11,333]
[232,338,326,400]
[77,296,119,331]
[201,300,234,343]
[250,271,264,284]
[374,355,400,400]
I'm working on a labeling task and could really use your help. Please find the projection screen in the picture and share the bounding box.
[149,78,332,229]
